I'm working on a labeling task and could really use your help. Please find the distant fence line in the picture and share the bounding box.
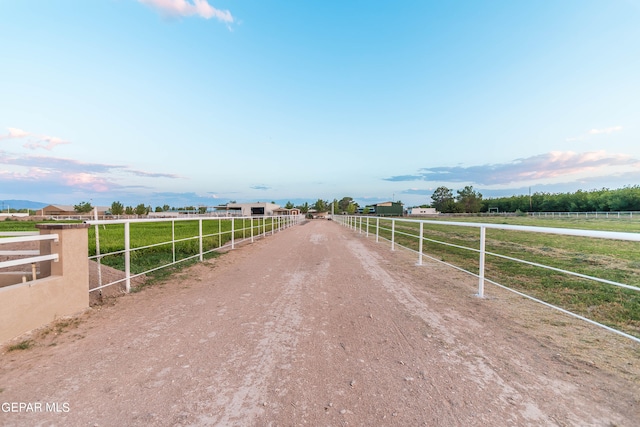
[334,214,640,344]
[428,211,640,219]
[528,211,639,218]
[86,215,304,294]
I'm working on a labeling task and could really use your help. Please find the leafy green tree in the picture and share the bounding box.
[110,201,124,215]
[134,203,147,215]
[346,203,357,214]
[338,197,353,212]
[431,187,456,213]
[162,204,170,212]
[125,206,134,215]
[362,207,371,214]
[111,202,124,215]
[297,202,309,214]
[155,206,163,212]
[285,201,295,209]
[74,201,93,214]
[456,186,483,213]
[312,199,328,212]
[198,206,207,214]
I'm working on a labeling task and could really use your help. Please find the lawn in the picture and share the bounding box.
[357,215,640,339]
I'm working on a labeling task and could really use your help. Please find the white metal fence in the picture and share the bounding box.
[334,215,640,344]
[529,211,639,218]
[0,232,59,283]
[86,215,303,294]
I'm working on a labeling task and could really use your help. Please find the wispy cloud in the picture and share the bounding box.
[588,126,623,135]
[0,127,70,150]
[138,0,234,22]
[251,185,271,191]
[384,151,640,186]
[0,149,181,195]
[566,125,623,141]
[0,128,30,140]
[23,136,70,151]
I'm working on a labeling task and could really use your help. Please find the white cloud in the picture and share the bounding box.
[588,126,623,135]
[567,125,623,141]
[139,0,234,22]
[0,127,30,140]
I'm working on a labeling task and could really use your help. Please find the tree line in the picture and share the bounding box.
[428,185,640,213]
[71,185,640,217]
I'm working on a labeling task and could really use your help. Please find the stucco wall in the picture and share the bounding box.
[0,224,89,344]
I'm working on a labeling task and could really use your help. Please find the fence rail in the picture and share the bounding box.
[0,233,59,281]
[86,215,303,294]
[0,234,60,267]
[334,215,640,344]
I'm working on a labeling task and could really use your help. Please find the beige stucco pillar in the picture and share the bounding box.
[0,223,90,344]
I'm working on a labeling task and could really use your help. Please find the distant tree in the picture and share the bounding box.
[346,203,356,214]
[362,207,371,214]
[110,201,124,215]
[162,204,170,212]
[74,201,93,214]
[125,206,134,215]
[297,202,309,214]
[312,199,329,212]
[134,203,147,215]
[285,201,295,209]
[431,187,456,213]
[198,206,207,214]
[338,197,354,212]
[185,206,195,212]
[155,206,163,212]
[456,186,483,213]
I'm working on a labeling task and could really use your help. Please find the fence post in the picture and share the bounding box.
[417,222,423,266]
[124,221,131,293]
[391,219,395,251]
[251,217,254,243]
[199,219,203,262]
[231,217,235,249]
[366,217,369,237]
[172,220,176,263]
[376,217,379,242]
[477,226,486,298]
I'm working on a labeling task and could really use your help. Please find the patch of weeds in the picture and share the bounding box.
[6,340,34,352]
[54,318,80,334]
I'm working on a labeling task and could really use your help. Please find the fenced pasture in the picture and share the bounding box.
[336,215,640,342]
[86,216,300,293]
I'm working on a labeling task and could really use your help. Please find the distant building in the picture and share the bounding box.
[41,204,109,216]
[407,207,438,216]
[356,206,376,214]
[373,201,404,217]
[214,202,280,216]
[273,208,301,216]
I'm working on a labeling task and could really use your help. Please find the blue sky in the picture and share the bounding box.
[1,0,639,209]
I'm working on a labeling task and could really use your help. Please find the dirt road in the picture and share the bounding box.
[1,219,638,426]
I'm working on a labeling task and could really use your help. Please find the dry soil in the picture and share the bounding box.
[1,219,639,426]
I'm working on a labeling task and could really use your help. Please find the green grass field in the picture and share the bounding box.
[0,217,276,277]
[356,215,640,339]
